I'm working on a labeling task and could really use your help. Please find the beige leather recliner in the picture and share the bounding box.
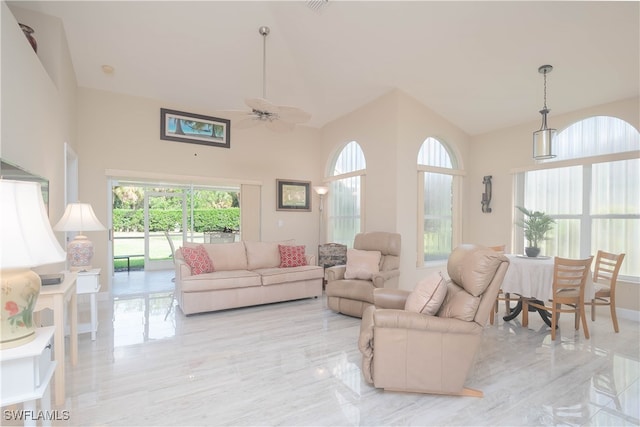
[325,232,401,318]
[358,244,509,397]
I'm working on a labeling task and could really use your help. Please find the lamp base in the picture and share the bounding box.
[0,269,41,349]
[67,234,94,271]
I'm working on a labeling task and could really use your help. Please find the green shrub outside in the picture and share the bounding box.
[113,208,240,232]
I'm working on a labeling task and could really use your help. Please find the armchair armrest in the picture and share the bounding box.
[373,288,410,309]
[371,269,400,288]
[373,309,482,335]
[326,265,346,281]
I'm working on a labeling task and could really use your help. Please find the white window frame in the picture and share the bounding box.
[325,142,366,247]
[417,139,465,267]
[512,146,640,281]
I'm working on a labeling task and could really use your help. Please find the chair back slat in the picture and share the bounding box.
[552,256,593,295]
[593,250,625,290]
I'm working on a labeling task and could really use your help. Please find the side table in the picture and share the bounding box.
[0,326,56,427]
[318,243,348,289]
[76,268,101,341]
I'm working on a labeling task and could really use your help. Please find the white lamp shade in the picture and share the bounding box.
[533,128,557,160]
[54,202,106,233]
[0,180,66,268]
[314,186,329,196]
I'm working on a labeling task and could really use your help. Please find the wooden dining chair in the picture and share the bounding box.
[489,244,509,325]
[585,250,625,333]
[523,256,593,340]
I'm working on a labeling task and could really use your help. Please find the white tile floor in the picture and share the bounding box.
[5,270,639,426]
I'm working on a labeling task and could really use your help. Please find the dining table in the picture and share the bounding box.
[500,254,595,326]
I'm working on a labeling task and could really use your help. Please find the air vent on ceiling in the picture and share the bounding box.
[307,0,329,13]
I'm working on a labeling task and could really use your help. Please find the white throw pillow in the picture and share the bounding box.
[405,272,447,315]
[344,249,381,280]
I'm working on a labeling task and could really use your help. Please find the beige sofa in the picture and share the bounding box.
[174,241,324,315]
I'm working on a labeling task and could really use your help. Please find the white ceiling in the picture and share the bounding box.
[11,1,640,135]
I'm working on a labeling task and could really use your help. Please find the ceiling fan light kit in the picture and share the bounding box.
[235,26,311,132]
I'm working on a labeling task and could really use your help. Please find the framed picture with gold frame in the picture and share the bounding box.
[276,179,311,212]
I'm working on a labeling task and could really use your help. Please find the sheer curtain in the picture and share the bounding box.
[520,116,639,278]
[327,141,366,247]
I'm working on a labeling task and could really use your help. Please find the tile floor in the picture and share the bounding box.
[4,270,639,426]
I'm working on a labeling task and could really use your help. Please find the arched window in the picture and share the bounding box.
[517,116,639,278]
[417,137,463,264]
[327,141,366,246]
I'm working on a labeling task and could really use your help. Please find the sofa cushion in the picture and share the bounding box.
[180,245,214,275]
[344,249,381,280]
[437,281,480,321]
[258,265,324,286]
[405,272,447,315]
[183,241,248,271]
[180,270,261,292]
[278,245,307,267]
[245,240,294,270]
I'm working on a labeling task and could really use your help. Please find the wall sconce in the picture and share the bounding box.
[481,175,492,213]
[314,186,329,243]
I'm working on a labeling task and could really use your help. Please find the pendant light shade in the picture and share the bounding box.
[533,65,557,160]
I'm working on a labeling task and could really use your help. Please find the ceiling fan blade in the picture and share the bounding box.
[277,105,311,124]
[245,98,279,115]
[266,119,295,133]
[234,116,262,130]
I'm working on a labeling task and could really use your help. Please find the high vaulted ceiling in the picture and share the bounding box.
[11,1,640,135]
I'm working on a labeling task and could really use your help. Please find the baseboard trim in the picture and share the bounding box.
[617,307,640,323]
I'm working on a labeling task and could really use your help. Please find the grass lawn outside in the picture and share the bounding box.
[113,231,207,271]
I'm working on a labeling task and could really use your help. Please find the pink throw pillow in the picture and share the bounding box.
[278,245,307,268]
[181,245,214,275]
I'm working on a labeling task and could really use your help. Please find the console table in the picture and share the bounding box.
[0,326,56,427]
[33,272,77,406]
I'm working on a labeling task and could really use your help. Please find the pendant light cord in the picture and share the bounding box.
[543,69,548,110]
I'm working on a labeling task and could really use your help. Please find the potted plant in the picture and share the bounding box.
[516,206,555,257]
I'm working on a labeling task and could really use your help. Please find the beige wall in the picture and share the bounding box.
[76,88,324,286]
[320,90,472,289]
[1,3,77,274]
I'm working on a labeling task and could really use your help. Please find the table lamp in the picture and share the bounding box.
[54,202,105,271]
[1,180,66,349]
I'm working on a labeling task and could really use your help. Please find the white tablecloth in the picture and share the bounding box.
[501,254,594,301]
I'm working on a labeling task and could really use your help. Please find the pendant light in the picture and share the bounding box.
[533,64,557,160]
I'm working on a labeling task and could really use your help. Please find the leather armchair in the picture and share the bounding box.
[325,232,401,318]
[358,244,509,396]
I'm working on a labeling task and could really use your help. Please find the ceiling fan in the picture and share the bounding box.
[234,26,311,132]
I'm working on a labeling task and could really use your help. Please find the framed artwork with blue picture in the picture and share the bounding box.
[160,108,230,148]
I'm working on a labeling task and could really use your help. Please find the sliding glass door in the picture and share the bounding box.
[144,191,187,271]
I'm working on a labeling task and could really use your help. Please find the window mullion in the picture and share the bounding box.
[581,164,592,258]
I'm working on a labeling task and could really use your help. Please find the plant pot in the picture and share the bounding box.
[525,247,541,257]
